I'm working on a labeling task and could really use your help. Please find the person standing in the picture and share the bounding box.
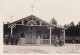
[59,35,63,46]
[55,35,59,46]
[14,34,19,45]
[5,33,10,45]
[21,32,24,38]
[11,35,14,45]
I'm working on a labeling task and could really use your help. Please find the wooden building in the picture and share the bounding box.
[3,15,65,45]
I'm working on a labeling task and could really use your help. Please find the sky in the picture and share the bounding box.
[0,0,80,26]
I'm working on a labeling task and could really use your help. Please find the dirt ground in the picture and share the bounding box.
[3,44,80,54]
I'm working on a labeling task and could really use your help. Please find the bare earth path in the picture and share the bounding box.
[3,44,80,54]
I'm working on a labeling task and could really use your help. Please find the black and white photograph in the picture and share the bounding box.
[0,0,80,54]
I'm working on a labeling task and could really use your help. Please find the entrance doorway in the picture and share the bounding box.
[26,32,36,44]
[27,32,32,44]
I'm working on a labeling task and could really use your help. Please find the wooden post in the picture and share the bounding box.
[40,21,42,26]
[63,29,65,45]
[50,26,52,45]
[8,24,16,37]
[22,20,24,25]
[11,27,13,36]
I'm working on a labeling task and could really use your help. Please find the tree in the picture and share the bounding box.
[77,21,80,26]
[70,21,75,27]
[69,21,75,36]
[64,24,68,28]
[50,18,57,25]
[65,21,75,36]
[64,21,80,43]
[77,21,80,36]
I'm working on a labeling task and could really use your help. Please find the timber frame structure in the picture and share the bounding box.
[3,15,65,45]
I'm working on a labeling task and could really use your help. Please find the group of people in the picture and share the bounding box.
[4,33,64,46]
[4,33,19,45]
[54,35,64,46]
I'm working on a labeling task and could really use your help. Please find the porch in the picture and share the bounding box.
[16,25,65,46]
[3,15,65,46]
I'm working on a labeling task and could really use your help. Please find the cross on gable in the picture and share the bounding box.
[10,15,13,21]
[31,5,34,15]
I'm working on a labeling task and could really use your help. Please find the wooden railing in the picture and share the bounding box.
[51,39,55,44]
[39,39,55,44]
[40,39,50,44]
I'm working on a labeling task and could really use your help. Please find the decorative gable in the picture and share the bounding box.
[10,15,50,26]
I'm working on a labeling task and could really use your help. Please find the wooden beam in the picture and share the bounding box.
[16,24,47,26]
[16,24,22,25]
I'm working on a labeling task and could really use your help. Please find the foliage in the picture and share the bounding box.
[64,21,80,37]
[50,18,57,25]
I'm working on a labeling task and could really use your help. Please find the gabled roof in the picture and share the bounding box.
[8,15,49,24]
[5,15,64,29]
